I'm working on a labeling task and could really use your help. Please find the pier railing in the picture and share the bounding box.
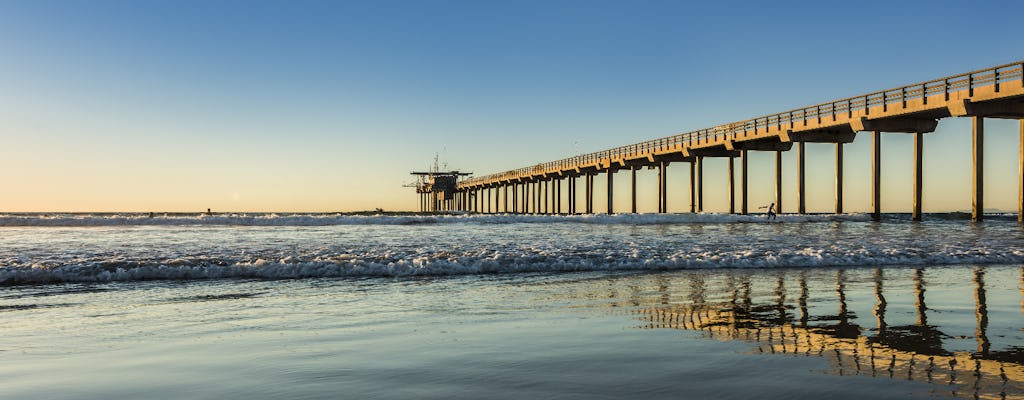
[460,60,1024,187]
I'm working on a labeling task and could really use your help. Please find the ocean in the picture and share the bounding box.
[2,213,1023,399]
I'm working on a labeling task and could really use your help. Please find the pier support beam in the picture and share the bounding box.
[512,184,518,214]
[775,151,783,214]
[631,167,637,214]
[529,182,535,214]
[529,182,534,214]
[661,162,668,213]
[728,156,735,214]
[872,131,881,221]
[556,178,562,214]
[607,170,615,214]
[835,143,844,214]
[697,157,704,213]
[973,116,984,222]
[569,177,575,214]
[689,161,696,213]
[913,132,923,221]
[520,184,526,214]
[543,180,549,214]
[741,150,748,215]
[798,142,806,214]
[537,181,542,214]
[586,173,594,214]
[549,179,554,214]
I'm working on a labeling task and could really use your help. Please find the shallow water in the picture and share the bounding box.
[2,215,1023,398]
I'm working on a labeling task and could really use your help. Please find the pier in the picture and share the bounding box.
[418,60,1024,222]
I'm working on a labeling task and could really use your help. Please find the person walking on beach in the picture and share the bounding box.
[759,203,776,220]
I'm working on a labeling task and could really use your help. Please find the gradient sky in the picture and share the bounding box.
[2,0,1023,212]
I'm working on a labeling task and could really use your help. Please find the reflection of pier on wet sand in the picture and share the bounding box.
[629,267,1024,399]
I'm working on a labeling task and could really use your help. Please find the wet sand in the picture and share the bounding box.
[2,264,1021,399]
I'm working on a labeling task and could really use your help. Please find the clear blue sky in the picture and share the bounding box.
[1,0,1022,212]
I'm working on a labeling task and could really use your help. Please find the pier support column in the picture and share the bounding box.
[537,181,542,214]
[697,157,704,213]
[518,185,524,214]
[590,173,596,214]
[741,150,748,215]
[512,184,518,214]
[528,182,535,214]
[798,142,806,214]
[504,185,509,213]
[547,179,552,214]
[1019,119,1023,223]
[660,161,668,213]
[543,180,549,214]
[550,179,555,214]
[835,143,844,214]
[973,116,984,222]
[527,182,533,214]
[574,176,579,214]
[556,178,562,214]
[659,162,667,214]
[526,183,531,214]
[728,156,735,214]
[572,177,578,214]
[631,167,637,214]
[607,170,615,215]
[775,151,783,215]
[913,132,923,221]
[590,174,595,214]
[539,181,545,214]
[872,131,881,221]
[689,161,696,213]
[655,161,671,214]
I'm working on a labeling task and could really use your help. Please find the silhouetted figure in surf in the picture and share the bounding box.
[206,208,212,216]
[759,203,776,220]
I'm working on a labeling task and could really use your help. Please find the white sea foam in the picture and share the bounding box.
[2,240,1022,285]
[3,212,1021,286]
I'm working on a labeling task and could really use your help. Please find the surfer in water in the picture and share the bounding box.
[758,203,777,220]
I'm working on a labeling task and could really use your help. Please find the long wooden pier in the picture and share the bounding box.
[418,60,1024,222]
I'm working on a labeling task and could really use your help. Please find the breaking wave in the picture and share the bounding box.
[3,241,1022,285]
